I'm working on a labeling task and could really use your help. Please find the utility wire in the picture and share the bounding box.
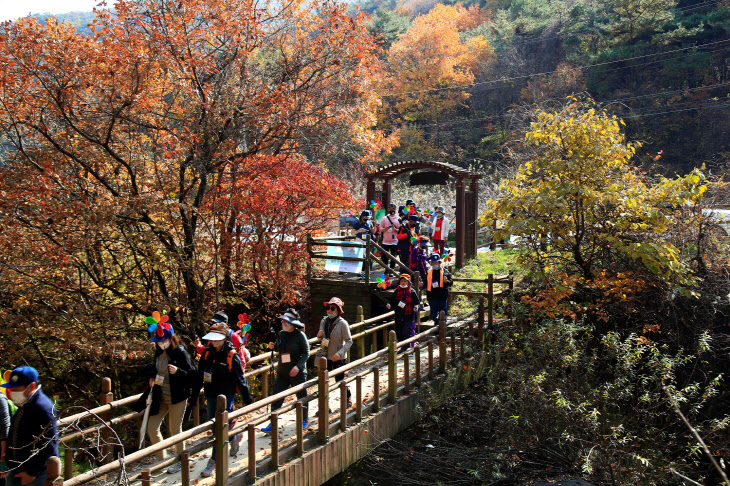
[384,38,730,96]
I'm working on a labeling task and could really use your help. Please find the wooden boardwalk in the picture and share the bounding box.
[47,274,512,486]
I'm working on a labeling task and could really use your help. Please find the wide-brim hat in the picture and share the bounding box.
[279,311,304,329]
[324,297,344,314]
[429,253,442,263]
[388,202,397,209]
[202,331,228,341]
[436,206,445,213]
[419,236,430,245]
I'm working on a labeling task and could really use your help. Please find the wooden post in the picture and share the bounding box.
[306,234,313,283]
[365,237,371,283]
[370,327,377,355]
[415,346,421,388]
[388,330,397,404]
[413,273,421,302]
[44,456,63,486]
[478,295,485,343]
[382,327,388,353]
[270,412,279,470]
[99,378,113,465]
[214,395,229,486]
[468,321,474,345]
[357,305,365,360]
[373,366,380,412]
[508,270,514,325]
[487,274,494,331]
[63,447,74,480]
[460,331,465,359]
[141,469,151,486]
[247,423,256,482]
[181,452,190,486]
[451,329,457,364]
[262,369,270,399]
[455,177,465,269]
[403,352,410,395]
[356,375,363,422]
[428,341,434,380]
[340,381,348,432]
[193,395,201,427]
[416,304,422,335]
[439,311,446,374]
[296,403,304,456]
[317,357,329,443]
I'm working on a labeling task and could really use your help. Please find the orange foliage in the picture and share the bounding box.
[0,0,376,384]
[381,4,494,123]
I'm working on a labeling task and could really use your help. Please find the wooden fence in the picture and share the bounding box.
[48,277,512,486]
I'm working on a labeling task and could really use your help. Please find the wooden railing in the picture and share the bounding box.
[56,300,498,486]
[53,275,512,486]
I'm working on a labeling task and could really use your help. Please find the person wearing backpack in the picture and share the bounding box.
[192,323,254,478]
[144,322,196,473]
[261,309,310,433]
[194,311,249,370]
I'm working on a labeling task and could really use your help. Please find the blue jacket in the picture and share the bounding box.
[7,387,58,477]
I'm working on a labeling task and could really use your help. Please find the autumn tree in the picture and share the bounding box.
[380,4,494,124]
[483,101,715,322]
[0,0,393,394]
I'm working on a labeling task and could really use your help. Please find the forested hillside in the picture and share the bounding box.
[358,0,730,177]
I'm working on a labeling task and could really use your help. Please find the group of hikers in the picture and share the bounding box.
[0,200,456,484]
[351,199,452,281]
[0,294,397,482]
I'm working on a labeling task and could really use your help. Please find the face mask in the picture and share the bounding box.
[432,264,441,270]
[327,311,338,319]
[158,340,170,350]
[389,210,395,215]
[400,283,408,288]
[9,390,29,406]
[437,213,443,218]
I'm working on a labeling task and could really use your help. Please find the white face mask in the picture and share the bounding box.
[432,264,441,270]
[158,340,170,350]
[327,311,338,319]
[400,283,408,288]
[9,390,29,406]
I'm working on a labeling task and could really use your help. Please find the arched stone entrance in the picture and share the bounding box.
[365,161,481,268]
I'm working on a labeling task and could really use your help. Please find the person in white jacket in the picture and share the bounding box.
[429,206,450,256]
[379,203,402,269]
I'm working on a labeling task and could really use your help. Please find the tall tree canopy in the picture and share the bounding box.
[0,0,393,389]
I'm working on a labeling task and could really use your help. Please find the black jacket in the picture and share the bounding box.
[389,285,421,317]
[7,387,58,477]
[425,268,453,300]
[147,344,196,415]
[192,341,253,404]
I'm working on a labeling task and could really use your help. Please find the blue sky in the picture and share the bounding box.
[0,0,101,22]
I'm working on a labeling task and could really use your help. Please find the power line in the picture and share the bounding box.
[395,81,730,132]
[384,38,730,97]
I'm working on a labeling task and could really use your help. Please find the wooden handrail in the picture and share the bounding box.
[59,271,512,486]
